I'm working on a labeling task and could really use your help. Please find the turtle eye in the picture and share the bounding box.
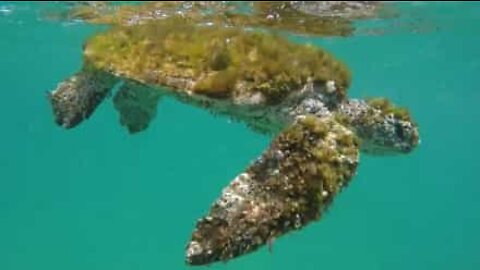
[394,122,405,141]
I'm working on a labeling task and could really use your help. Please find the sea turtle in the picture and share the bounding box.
[47,16,419,266]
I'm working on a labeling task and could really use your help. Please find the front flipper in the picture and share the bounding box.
[113,81,163,134]
[186,115,360,266]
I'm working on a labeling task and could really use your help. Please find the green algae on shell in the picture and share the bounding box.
[83,17,352,104]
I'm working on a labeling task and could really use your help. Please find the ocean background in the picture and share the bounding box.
[1,1,479,269]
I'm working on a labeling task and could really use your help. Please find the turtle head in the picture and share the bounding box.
[338,98,420,155]
[358,114,420,155]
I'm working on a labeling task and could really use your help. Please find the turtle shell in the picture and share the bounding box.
[82,17,352,105]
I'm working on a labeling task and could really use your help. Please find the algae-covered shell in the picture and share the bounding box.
[82,17,352,105]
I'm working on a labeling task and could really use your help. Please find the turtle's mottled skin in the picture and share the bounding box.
[47,5,419,266]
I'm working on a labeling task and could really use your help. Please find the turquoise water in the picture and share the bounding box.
[1,1,479,269]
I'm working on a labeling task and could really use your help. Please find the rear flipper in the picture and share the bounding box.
[113,81,163,134]
[186,115,360,266]
[48,67,118,128]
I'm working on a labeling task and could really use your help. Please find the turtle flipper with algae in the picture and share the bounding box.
[185,114,360,265]
[47,11,420,267]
